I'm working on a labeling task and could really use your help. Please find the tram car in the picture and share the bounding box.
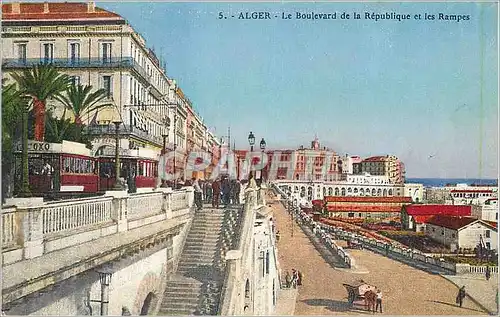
[13,140,159,198]
[95,146,159,192]
[13,140,98,196]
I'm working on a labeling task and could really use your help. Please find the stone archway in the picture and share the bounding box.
[140,292,156,315]
[133,272,161,315]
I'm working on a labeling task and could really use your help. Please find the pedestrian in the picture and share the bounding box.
[291,269,298,289]
[456,286,466,307]
[221,177,230,207]
[485,266,491,281]
[375,289,383,313]
[212,179,221,208]
[285,271,291,288]
[276,230,280,242]
[193,177,203,211]
[297,270,303,286]
[234,180,241,204]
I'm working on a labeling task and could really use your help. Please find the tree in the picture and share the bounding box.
[11,63,71,141]
[58,84,112,126]
[1,80,31,197]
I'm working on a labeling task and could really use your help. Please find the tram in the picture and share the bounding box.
[13,140,159,197]
[13,140,98,196]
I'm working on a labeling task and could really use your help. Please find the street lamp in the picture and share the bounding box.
[248,131,255,152]
[112,119,124,190]
[97,269,113,316]
[161,133,169,188]
[259,138,266,181]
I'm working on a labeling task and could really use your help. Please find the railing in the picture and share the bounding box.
[42,197,113,235]
[456,264,499,275]
[2,187,194,264]
[127,192,163,219]
[2,206,19,249]
[84,124,163,146]
[2,57,150,81]
[218,188,259,316]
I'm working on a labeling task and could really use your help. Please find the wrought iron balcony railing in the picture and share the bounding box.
[84,124,162,146]
[2,57,150,81]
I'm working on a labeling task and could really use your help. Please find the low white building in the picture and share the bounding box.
[448,188,498,206]
[404,183,424,203]
[425,215,498,252]
[346,173,390,185]
[472,199,498,223]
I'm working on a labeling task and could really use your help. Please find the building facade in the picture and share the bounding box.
[1,2,221,181]
[425,216,498,251]
[472,198,499,223]
[401,204,472,232]
[354,155,405,184]
[324,196,412,219]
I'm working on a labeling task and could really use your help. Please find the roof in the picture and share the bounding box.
[326,205,402,213]
[426,215,478,230]
[2,2,122,21]
[325,196,412,203]
[404,204,471,216]
[413,215,434,224]
[362,156,387,162]
[451,189,494,193]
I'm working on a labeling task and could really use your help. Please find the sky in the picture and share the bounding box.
[94,1,498,179]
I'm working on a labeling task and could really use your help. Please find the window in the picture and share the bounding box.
[486,242,491,249]
[485,230,490,238]
[452,233,456,238]
[69,42,80,63]
[42,43,54,63]
[348,212,354,218]
[17,43,27,63]
[71,76,81,86]
[101,42,112,63]
[102,75,112,98]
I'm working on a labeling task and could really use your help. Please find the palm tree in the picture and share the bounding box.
[11,63,71,141]
[2,80,31,197]
[58,84,112,126]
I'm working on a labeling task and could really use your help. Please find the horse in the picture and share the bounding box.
[363,290,377,313]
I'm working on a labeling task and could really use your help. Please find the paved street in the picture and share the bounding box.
[443,274,498,315]
[269,193,487,315]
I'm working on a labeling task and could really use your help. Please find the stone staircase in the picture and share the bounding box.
[158,205,243,315]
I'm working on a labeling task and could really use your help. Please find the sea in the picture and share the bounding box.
[406,178,498,188]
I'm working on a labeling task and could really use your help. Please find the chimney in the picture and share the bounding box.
[43,2,49,13]
[11,2,21,14]
[87,1,95,13]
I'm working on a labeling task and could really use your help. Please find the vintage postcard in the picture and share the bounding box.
[1,0,498,316]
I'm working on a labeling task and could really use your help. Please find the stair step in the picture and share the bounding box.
[158,308,197,315]
[161,301,199,309]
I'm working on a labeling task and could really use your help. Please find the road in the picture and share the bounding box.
[269,193,487,315]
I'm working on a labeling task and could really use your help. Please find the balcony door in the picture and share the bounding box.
[69,42,80,64]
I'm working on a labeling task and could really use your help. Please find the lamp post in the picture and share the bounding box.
[97,270,112,316]
[259,137,266,181]
[112,120,124,190]
[161,133,168,187]
[248,131,255,152]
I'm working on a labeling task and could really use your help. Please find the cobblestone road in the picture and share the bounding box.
[270,194,487,315]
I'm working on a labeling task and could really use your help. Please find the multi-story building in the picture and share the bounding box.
[404,183,424,203]
[324,196,413,219]
[1,2,220,180]
[355,155,405,184]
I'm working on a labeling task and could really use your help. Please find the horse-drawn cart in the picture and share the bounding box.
[343,280,377,310]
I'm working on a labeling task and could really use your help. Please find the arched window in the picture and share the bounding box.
[335,188,339,196]
[328,187,333,196]
[354,188,358,194]
[377,189,382,196]
[372,188,376,196]
[341,188,346,196]
[383,189,387,196]
[389,189,393,196]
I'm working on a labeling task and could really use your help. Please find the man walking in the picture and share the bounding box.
[193,177,203,211]
[375,289,383,313]
[456,286,466,307]
[485,266,491,281]
[212,179,221,208]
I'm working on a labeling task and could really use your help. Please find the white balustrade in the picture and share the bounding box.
[42,197,113,235]
[2,207,18,248]
[171,191,189,211]
[127,193,163,219]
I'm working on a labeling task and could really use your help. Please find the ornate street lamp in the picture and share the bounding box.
[97,269,113,316]
[259,138,266,181]
[112,118,124,190]
[248,131,255,152]
[161,133,169,187]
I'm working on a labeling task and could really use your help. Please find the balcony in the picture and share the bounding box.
[2,57,150,82]
[84,124,162,147]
